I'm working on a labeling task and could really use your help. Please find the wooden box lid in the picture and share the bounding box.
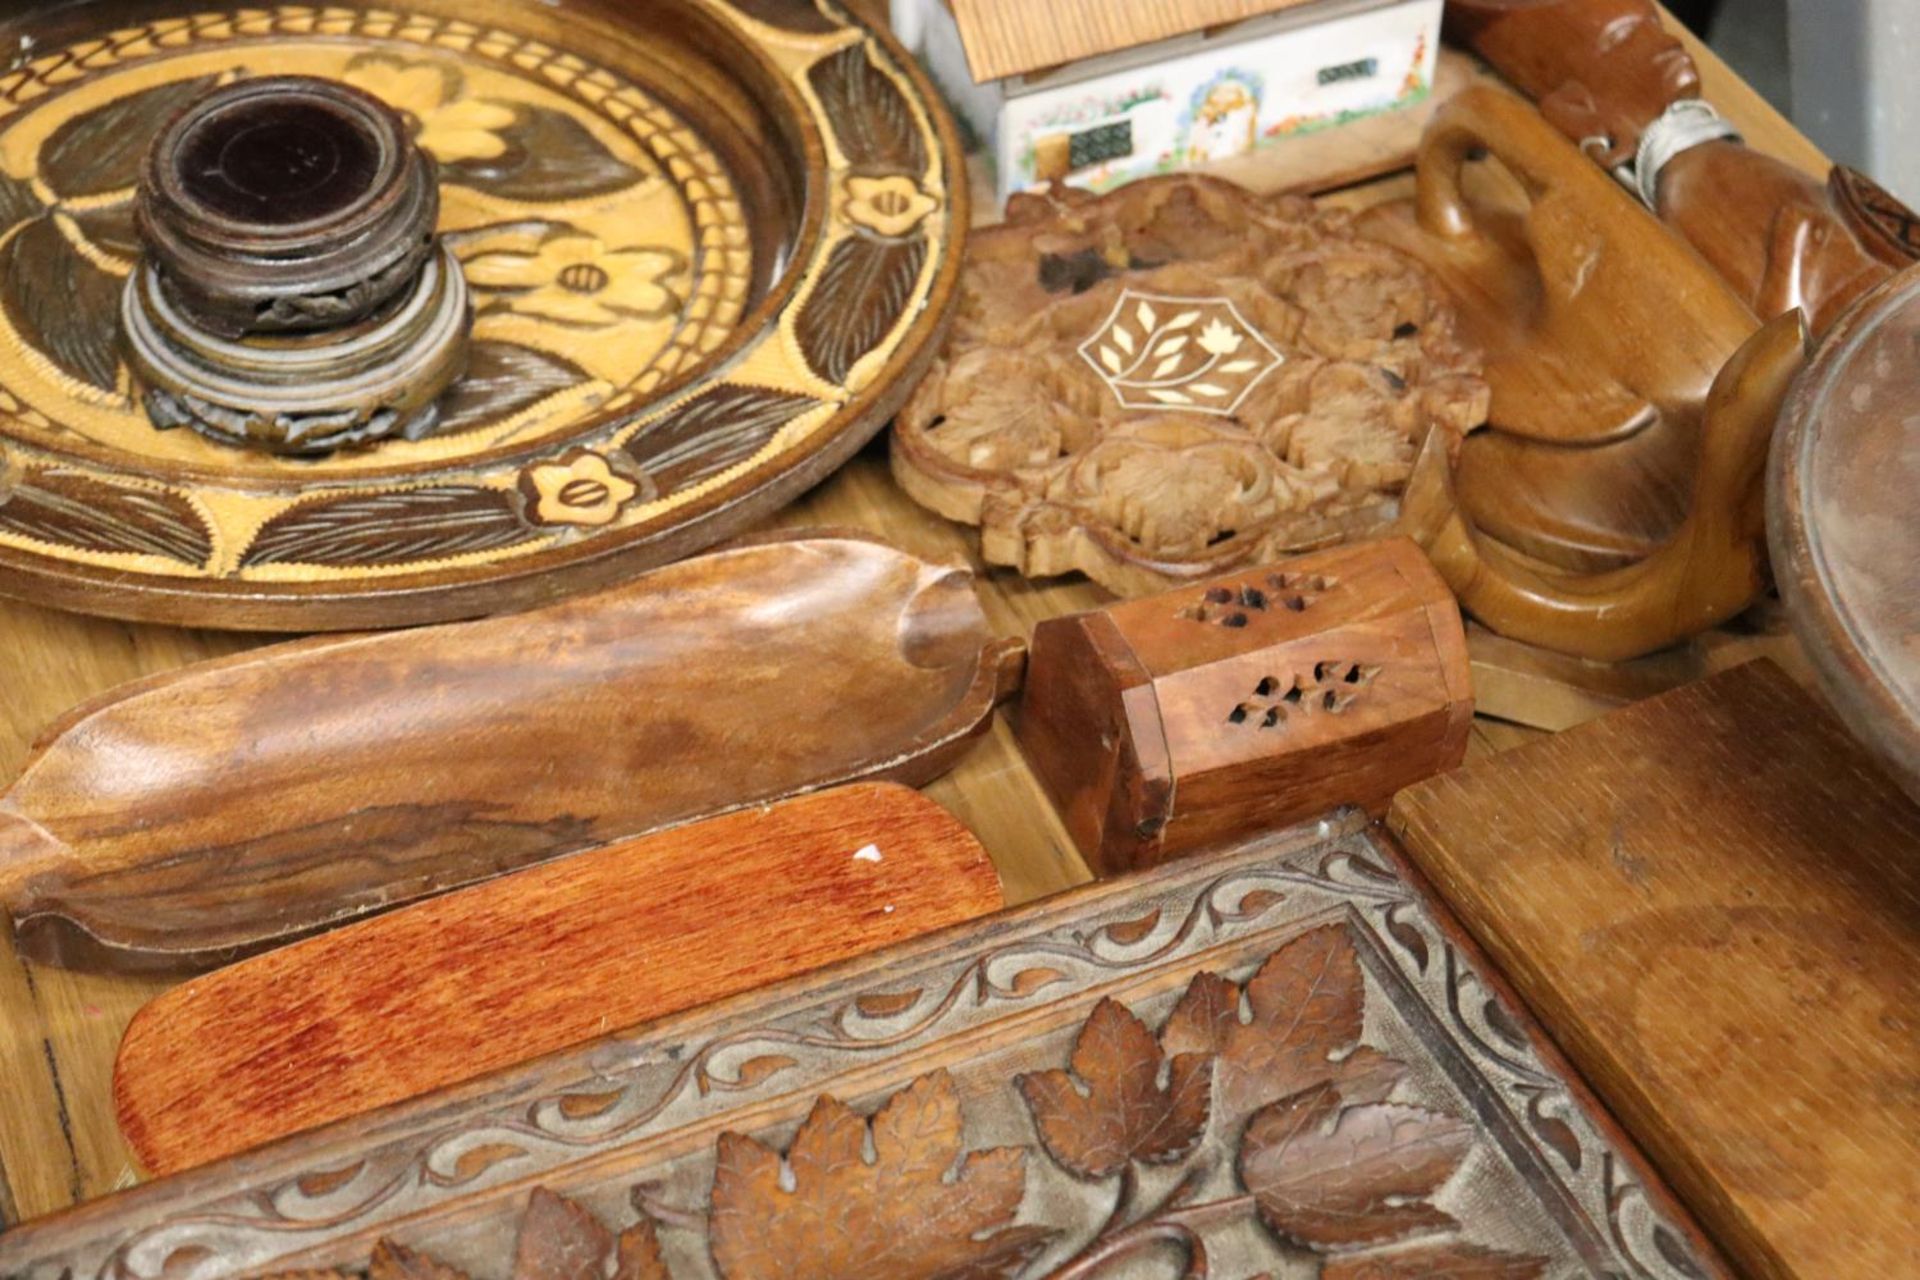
[949,0,1329,83]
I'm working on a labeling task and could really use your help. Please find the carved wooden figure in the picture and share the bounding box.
[1392,660,1920,1279]
[1016,538,1471,875]
[891,175,1491,597]
[0,532,1020,974]
[1447,0,1918,334]
[0,0,965,629]
[1400,310,1808,662]
[114,783,1005,1175]
[1359,83,1761,577]
[1,814,1729,1280]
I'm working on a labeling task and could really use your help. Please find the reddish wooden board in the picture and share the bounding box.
[113,783,1004,1176]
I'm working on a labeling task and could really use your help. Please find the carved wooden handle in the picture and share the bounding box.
[1415,85,1589,241]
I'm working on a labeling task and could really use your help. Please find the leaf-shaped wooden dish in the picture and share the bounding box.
[0,0,962,629]
[0,531,1022,974]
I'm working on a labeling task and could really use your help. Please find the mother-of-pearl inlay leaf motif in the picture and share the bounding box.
[1078,291,1284,415]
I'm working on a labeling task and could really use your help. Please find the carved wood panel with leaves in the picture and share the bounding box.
[0,821,1722,1280]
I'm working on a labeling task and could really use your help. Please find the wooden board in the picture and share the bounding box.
[113,783,1004,1176]
[0,0,965,630]
[1390,661,1920,1280]
[0,4,1830,1230]
[2,814,1727,1280]
[948,0,1324,84]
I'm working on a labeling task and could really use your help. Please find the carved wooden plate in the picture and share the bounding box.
[890,177,1489,598]
[1770,262,1920,802]
[0,0,962,629]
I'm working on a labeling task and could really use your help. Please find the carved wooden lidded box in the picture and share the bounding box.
[0,0,962,628]
[1017,537,1472,875]
[0,814,1725,1280]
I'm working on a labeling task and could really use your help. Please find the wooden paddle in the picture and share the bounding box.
[114,783,1003,1175]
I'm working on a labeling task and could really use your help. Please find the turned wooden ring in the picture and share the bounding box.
[136,75,438,337]
[124,244,471,455]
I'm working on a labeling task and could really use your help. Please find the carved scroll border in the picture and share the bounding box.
[2,817,1707,1280]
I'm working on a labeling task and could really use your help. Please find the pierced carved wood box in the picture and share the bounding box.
[1015,537,1472,876]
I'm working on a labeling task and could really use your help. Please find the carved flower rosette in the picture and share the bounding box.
[892,177,1491,597]
[0,0,958,627]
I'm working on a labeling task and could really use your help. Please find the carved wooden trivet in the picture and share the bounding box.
[0,0,961,629]
[891,175,1490,597]
[0,816,1725,1280]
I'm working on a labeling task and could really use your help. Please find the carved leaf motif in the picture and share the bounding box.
[707,1070,1055,1280]
[0,468,212,566]
[855,988,923,1018]
[1100,907,1160,945]
[1007,966,1066,996]
[437,342,590,435]
[0,172,43,233]
[624,385,819,494]
[240,487,537,568]
[557,1088,627,1121]
[437,1142,528,1188]
[67,202,141,260]
[707,1054,797,1094]
[1321,1242,1549,1278]
[808,45,927,175]
[1018,997,1212,1180]
[1382,903,1429,974]
[40,74,222,199]
[1522,1090,1583,1172]
[614,1219,675,1280]
[441,106,645,202]
[515,1186,613,1280]
[1237,1082,1472,1251]
[369,1240,470,1280]
[294,1160,366,1199]
[1157,928,1407,1134]
[795,236,926,384]
[1,215,126,393]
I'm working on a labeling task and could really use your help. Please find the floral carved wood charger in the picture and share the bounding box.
[893,176,1491,596]
[0,818,1722,1280]
[0,0,961,628]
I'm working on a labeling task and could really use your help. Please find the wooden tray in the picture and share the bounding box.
[0,814,1727,1280]
[0,0,963,630]
[0,530,1019,973]
[1769,262,1920,800]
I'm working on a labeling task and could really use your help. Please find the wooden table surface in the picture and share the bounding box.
[0,10,1828,1228]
